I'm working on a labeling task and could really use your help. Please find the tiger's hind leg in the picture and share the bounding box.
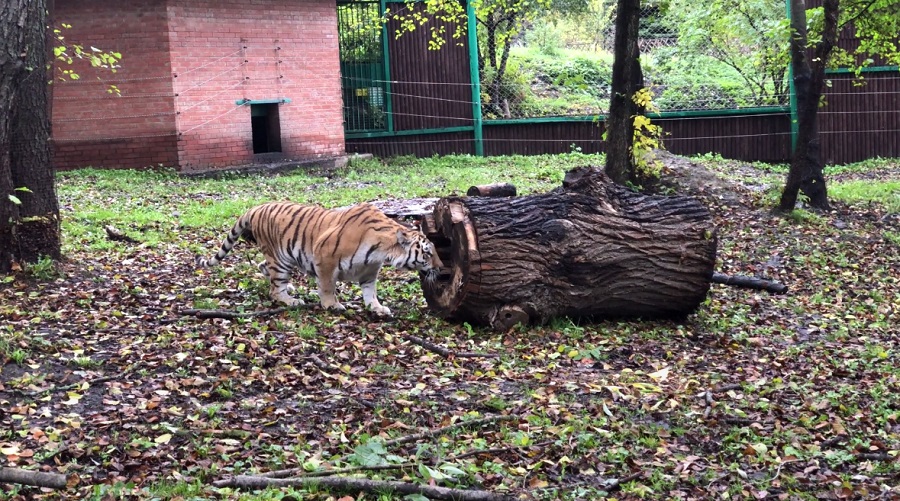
[263,260,303,307]
[258,260,296,293]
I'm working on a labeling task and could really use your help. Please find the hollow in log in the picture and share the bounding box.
[420,166,717,330]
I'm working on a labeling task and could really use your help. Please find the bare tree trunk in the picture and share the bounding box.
[0,0,31,271]
[604,0,644,186]
[0,0,58,272]
[11,0,59,262]
[779,0,835,211]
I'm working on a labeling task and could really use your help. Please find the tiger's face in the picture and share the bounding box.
[393,230,443,278]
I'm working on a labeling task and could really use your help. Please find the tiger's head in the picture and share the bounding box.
[392,230,443,280]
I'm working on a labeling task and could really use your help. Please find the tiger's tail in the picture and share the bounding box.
[195,210,253,268]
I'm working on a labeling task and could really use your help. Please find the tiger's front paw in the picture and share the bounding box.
[370,304,392,317]
[326,302,346,312]
[273,294,304,307]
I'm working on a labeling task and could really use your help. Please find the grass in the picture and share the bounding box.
[56,153,587,253]
[2,153,899,500]
[829,180,900,212]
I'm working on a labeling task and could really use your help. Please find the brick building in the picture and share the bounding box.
[52,0,346,172]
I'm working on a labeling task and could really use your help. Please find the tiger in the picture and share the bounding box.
[195,201,443,316]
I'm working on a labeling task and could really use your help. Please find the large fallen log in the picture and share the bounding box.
[420,166,718,330]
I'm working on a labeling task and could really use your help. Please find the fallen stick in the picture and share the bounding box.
[711,272,787,294]
[260,414,520,479]
[452,440,555,461]
[211,475,514,501]
[0,467,70,489]
[382,414,519,448]
[404,335,498,359]
[179,307,290,320]
[294,463,417,478]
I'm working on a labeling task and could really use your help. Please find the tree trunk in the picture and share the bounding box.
[11,0,59,263]
[0,0,58,272]
[420,166,717,330]
[604,0,644,186]
[0,0,31,271]
[779,0,835,211]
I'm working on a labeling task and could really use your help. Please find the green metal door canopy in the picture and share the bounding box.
[235,98,292,106]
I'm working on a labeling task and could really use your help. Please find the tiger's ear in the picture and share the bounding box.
[396,229,410,245]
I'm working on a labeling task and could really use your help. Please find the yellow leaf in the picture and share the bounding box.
[1,444,20,455]
[155,433,172,445]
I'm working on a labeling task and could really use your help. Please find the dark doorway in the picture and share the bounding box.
[251,103,282,154]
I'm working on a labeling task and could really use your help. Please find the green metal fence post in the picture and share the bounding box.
[381,0,394,132]
[786,0,798,153]
[467,0,484,156]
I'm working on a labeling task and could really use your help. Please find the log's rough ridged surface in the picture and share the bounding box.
[421,166,718,330]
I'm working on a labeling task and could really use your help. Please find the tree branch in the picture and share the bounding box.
[404,334,497,359]
[211,474,514,500]
[0,467,71,489]
[179,307,290,320]
[711,272,787,294]
[381,414,519,448]
[839,0,879,31]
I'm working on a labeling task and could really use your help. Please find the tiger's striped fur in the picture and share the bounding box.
[196,201,442,316]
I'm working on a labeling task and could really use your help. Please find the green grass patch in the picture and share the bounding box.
[829,179,900,212]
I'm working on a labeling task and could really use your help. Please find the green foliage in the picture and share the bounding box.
[525,20,563,56]
[7,186,32,206]
[490,47,612,117]
[631,88,665,181]
[53,23,122,95]
[347,439,405,466]
[657,0,790,106]
[831,0,900,69]
[386,0,468,50]
[24,255,60,281]
[338,3,384,62]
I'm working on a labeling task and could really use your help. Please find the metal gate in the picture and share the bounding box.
[337,0,388,132]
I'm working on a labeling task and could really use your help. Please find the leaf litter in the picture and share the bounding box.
[0,155,898,500]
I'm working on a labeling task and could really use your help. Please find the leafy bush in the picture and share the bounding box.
[525,20,563,56]
[493,48,612,117]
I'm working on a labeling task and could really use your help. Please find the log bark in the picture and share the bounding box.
[420,166,717,330]
[466,183,517,197]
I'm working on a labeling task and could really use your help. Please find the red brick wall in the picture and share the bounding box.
[52,0,178,170]
[51,0,345,172]
[168,0,345,172]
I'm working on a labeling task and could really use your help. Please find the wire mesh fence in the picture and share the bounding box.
[338,0,794,125]
[483,1,791,119]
